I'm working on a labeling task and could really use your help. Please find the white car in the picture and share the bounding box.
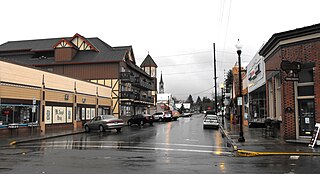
[203,115,219,129]
[152,111,172,122]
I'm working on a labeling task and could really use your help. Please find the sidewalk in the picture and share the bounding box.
[0,129,85,147]
[220,118,320,156]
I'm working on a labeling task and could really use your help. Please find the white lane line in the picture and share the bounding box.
[32,141,228,149]
[18,144,233,155]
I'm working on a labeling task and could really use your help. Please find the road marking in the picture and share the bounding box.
[289,156,299,160]
[26,140,229,149]
[18,144,233,155]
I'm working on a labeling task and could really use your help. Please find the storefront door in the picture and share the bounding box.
[298,99,315,136]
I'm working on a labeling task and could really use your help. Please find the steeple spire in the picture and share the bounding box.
[159,71,164,94]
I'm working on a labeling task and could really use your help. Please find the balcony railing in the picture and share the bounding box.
[120,72,135,83]
[133,77,153,90]
[121,91,135,100]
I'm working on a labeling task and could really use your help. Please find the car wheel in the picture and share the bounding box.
[84,125,90,132]
[159,118,163,122]
[99,125,105,132]
[128,121,132,126]
[140,120,144,126]
[116,128,121,132]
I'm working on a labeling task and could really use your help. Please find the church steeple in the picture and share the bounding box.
[159,72,164,94]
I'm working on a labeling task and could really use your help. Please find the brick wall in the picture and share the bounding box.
[265,39,320,139]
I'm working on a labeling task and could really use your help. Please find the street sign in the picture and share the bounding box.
[237,97,242,106]
[32,106,36,113]
[285,77,299,81]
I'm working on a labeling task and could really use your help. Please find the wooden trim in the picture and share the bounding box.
[53,38,77,49]
[71,33,99,52]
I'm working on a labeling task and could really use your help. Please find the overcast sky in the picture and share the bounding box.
[1,0,319,100]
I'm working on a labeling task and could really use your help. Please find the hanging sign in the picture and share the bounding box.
[237,97,242,106]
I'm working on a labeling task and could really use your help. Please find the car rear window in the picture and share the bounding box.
[101,115,115,119]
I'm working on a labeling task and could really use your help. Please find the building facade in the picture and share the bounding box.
[259,23,320,140]
[0,33,157,119]
[0,60,111,134]
[247,46,267,127]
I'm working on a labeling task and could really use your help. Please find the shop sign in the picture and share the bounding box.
[281,60,301,81]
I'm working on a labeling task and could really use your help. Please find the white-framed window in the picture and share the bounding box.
[268,79,274,119]
[275,75,282,121]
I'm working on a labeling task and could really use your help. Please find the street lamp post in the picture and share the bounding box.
[220,83,225,126]
[236,39,245,142]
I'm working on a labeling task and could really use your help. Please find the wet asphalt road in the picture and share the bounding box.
[1,114,320,174]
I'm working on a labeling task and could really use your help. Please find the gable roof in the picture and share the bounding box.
[53,38,78,49]
[140,54,157,68]
[0,35,130,65]
[70,33,99,52]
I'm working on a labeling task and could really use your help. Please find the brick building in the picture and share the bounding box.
[259,23,320,140]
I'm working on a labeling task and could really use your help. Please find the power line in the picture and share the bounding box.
[153,49,252,59]
[163,69,213,75]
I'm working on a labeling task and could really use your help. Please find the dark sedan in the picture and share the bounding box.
[84,115,124,132]
[127,114,154,126]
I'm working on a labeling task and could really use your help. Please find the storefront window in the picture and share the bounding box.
[0,105,38,126]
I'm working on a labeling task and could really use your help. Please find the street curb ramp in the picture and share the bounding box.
[219,125,238,152]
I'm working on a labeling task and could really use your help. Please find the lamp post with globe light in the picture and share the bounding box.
[236,39,245,142]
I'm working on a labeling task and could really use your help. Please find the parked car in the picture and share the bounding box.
[127,114,154,126]
[84,115,124,132]
[163,111,172,121]
[152,111,172,122]
[152,112,164,122]
[203,115,219,129]
[181,109,192,117]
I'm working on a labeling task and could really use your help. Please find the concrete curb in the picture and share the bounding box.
[9,130,85,145]
[219,125,238,152]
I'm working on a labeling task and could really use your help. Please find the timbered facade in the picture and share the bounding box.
[0,33,157,120]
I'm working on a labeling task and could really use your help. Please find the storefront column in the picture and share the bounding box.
[73,82,78,130]
[39,76,46,134]
[96,87,99,117]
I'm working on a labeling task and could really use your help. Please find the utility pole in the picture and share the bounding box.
[213,43,218,115]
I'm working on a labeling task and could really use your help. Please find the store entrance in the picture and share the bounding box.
[298,99,315,136]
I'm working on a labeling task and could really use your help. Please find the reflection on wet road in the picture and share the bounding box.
[2,114,320,174]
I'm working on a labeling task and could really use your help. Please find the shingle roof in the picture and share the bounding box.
[140,54,157,68]
[0,38,66,51]
[0,37,127,65]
